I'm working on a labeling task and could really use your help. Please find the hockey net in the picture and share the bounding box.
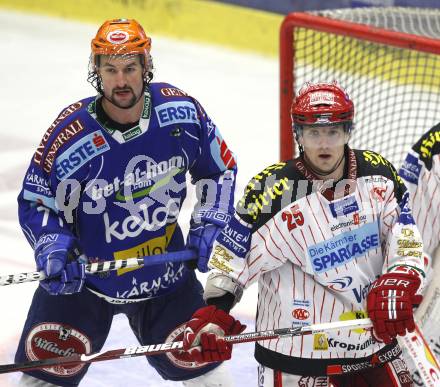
[280,7,440,167]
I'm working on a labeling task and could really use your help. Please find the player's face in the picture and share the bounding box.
[299,125,348,175]
[98,55,144,109]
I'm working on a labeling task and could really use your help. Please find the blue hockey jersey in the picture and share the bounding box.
[18,83,237,302]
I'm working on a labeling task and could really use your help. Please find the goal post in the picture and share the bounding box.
[280,8,440,166]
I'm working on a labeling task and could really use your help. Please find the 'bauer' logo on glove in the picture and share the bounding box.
[367,268,422,344]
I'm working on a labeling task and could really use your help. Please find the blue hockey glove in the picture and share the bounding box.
[187,210,231,273]
[35,233,86,295]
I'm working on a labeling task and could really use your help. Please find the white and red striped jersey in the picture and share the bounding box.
[399,123,440,257]
[208,147,425,376]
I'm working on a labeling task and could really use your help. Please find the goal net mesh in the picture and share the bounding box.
[284,7,440,167]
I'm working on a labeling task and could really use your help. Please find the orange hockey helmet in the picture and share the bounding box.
[88,18,153,92]
[91,18,151,66]
[292,82,354,135]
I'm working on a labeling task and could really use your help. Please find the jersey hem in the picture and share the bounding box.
[254,340,400,376]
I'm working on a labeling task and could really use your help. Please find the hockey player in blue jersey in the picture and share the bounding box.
[15,18,243,386]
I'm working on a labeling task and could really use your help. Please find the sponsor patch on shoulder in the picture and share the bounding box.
[155,101,199,127]
[160,87,188,97]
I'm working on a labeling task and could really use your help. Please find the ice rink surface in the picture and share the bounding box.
[0,10,279,386]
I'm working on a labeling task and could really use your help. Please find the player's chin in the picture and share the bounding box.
[112,96,137,109]
[317,156,335,169]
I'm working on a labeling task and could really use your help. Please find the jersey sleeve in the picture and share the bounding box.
[399,124,440,256]
[378,158,425,280]
[207,163,290,288]
[187,98,237,220]
[18,106,82,248]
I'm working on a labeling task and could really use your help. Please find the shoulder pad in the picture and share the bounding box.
[150,82,191,99]
[237,160,310,229]
[411,123,440,171]
[33,99,91,170]
[356,149,406,201]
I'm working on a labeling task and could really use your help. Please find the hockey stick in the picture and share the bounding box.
[0,249,197,286]
[0,318,372,374]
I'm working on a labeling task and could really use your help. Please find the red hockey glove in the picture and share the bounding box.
[367,267,423,344]
[183,305,246,363]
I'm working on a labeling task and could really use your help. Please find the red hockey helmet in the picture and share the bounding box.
[291,82,354,134]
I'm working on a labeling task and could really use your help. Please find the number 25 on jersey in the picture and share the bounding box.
[282,204,304,231]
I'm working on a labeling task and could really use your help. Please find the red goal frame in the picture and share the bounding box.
[279,12,440,161]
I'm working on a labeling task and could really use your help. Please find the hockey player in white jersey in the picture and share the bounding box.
[399,124,440,385]
[400,124,440,264]
[181,82,425,386]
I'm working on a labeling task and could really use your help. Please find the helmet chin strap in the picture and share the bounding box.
[303,151,345,178]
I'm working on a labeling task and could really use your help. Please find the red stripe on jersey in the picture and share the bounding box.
[318,198,330,224]
[382,198,397,220]
[274,370,283,387]
[422,182,438,239]
[319,291,326,323]
[290,264,296,356]
[307,225,317,244]
[299,229,310,262]
[257,229,284,263]
[359,181,376,223]
[274,272,282,352]
[273,220,302,265]
[237,249,261,285]
[218,136,236,168]
[260,275,272,331]
[263,223,289,261]
[300,271,306,358]
[292,234,305,252]
[306,196,326,239]
[312,280,317,324]
[247,253,262,268]
[414,169,428,222]
[329,298,336,323]
[246,271,259,284]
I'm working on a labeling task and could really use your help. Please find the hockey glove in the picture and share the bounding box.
[367,266,423,344]
[186,211,231,272]
[183,305,246,363]
[35,233,86,296]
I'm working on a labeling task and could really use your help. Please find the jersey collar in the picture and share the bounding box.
[87,89,152,144]
[293,147,358,200]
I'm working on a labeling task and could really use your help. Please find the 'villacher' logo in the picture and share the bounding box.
[25,322,91,377]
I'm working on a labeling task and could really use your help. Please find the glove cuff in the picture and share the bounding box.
[387,265,424,295]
